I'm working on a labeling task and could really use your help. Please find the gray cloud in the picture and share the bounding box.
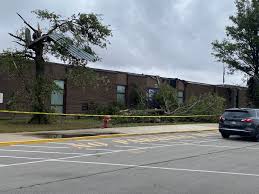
[0,0,245,85]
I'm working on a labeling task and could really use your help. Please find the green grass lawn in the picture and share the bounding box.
[0,118,101,133]
[0,117,213,133]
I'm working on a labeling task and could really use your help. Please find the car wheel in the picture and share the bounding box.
[221,132,230,139]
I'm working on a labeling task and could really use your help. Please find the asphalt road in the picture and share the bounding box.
[0,131,259,194]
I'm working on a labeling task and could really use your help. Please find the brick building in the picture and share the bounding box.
[0,62,248,113]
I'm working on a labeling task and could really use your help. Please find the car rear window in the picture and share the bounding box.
[223,110,251,118]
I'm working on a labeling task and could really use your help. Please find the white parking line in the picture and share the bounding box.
[239,147,259,150]
[0,155,47,160]
[12,145,70,149]
[12,144,116,151]
[141,142,235,148]
[78,148,121,151]
[56,142,190,160]
[0,148,90,155]
[48,142,77,145]
[1,139,246,169]
[140,141,259,150]
[0,159,52,167]
[52,159,259,178]
[0,141,189,168]
[115,145,148,148]
[139,139,220,147]
[192,139,221,144]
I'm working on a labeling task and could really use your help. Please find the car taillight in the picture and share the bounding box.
[219,116,225,121]
[241,118,253,123]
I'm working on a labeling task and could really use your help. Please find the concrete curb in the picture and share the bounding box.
[0,128,217,147]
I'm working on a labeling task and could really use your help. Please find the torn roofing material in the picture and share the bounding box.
[48,32,96,62]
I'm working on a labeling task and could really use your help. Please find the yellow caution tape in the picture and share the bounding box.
[0,109,219,118]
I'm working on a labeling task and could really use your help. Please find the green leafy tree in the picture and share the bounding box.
[155,83,178,114]
[0,10,112,123]
[212,0,259,107]
[128,84,147,109]
[184,93,226,115]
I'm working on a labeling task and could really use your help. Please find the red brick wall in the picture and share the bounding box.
[65,70,117,113]
[185,83,215,102]
[0,61,249,114]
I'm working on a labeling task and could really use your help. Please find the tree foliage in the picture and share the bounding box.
[32,9,112,62]
[212,0,259,106]
[0,10,112,123]
[154,83,225,116]
[183,93,226,115]
[128,84,148,109]
[154,83,178,113]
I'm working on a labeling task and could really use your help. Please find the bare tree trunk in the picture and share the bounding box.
[29,42,49,124]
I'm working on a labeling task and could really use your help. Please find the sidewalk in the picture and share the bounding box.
[0,123,218,144]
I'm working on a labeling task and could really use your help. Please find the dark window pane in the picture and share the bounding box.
[223,111,250,118]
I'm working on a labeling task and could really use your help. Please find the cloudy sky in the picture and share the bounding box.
[0,0,245,86]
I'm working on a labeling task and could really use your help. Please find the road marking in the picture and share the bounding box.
[12,145,70,149]
[140,141,259,150]
[190,139,221,144]
[128,150,145,154]
[88,133,218,146]
[56,142,187,161]
[0,141,224,169]
[0,159,52,167]
[192,133,212,137]
[244,147,259,150]
[139,139,220,147]
[49,142,84,146]
[78,148,121,151]
[50,141,109,149]
[12,144,118,154]
[0,148,89,155]
[52,159,259,178]
[111,136,189,145]
[112,140,129,145]
[141,142,234,148]
[115,145,147,148]
[0,155,47,160]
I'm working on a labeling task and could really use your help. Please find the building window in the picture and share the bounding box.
[148,88,157,100]
[117,85,126,105]
[51,80,64,113]
[177,90,184,104]
[147,88,159,108]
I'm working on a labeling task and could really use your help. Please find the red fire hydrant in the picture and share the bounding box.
[103,115,111,128]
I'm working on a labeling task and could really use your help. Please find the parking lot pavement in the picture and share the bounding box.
[1,131,259,194]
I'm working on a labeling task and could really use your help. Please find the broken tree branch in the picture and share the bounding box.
[17,13,37,32]
[11,59,32,96]
[13,41,26,47]
[8,33,26,42]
